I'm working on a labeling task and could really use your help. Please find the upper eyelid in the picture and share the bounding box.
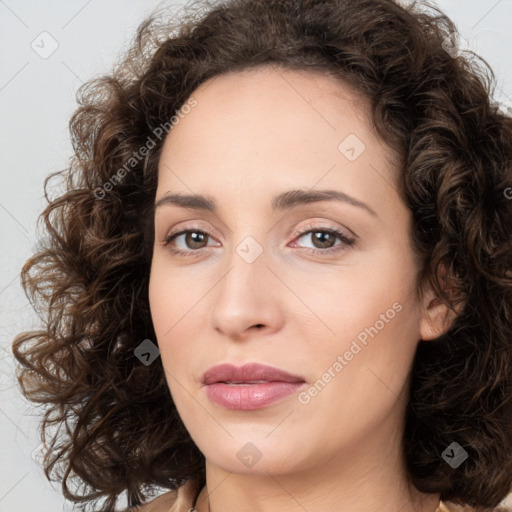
[164,220,347,235]
[293,221,354,239]
[165,222,220,240]
[163,222,354,247]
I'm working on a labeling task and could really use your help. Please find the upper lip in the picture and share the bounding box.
[202,363,305,385]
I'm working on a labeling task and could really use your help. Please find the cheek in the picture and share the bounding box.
[304,262,417,347]
[148,263,188,367]
[301,248,421,389]
[293,276,420,445]
[148,258,211,393]
[149,256,200,338]
[149,267,210,435]
[148,265,170,342]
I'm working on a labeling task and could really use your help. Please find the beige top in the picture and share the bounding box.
[129,479,506,512]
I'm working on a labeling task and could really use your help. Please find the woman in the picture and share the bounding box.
[12,0,512,511]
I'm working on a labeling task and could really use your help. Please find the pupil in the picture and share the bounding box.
[187,232,206,248]
[313,231,334,248]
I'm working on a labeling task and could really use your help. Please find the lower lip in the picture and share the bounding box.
[205,381,305,410]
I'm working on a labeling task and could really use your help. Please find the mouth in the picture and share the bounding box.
[221,380,272,385]
[202,363,306,410]
[202,362,305,385]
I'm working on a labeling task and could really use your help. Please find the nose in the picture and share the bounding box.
[210,246,284,341]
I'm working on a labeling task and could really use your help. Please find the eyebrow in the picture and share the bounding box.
[154,189,377,217]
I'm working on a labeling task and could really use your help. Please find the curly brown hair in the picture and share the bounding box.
[12,0,512,510]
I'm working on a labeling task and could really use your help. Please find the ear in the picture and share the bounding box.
[418,265,463,341]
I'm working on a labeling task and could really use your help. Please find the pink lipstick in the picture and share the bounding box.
[202,363,306,410]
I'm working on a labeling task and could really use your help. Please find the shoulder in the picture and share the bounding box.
[125,479,201,512]
[439,501,511,512]
[129,491,177,512]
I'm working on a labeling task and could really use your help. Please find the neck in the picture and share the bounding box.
[194,410,440,512]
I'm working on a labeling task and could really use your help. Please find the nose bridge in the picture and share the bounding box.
[210,234,281,337]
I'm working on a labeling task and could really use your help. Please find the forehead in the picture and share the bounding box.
[193,65,366,112]
[157,65,397,198]
[168,65,370,139]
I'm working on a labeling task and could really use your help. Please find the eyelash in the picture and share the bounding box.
[162,222,356,258]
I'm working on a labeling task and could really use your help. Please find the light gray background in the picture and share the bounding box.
[1,1,511,510]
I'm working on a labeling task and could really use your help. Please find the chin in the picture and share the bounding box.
[196,432,313,476]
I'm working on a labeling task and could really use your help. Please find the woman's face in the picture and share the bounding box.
[149,65,437,478]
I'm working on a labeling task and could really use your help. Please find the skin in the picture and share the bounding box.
[148,64,453,512]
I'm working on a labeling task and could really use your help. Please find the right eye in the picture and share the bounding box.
[162,226,220,257]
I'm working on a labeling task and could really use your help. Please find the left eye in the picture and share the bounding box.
[291,228,354,251]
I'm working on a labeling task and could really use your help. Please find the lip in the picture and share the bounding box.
[202,363,306,410]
